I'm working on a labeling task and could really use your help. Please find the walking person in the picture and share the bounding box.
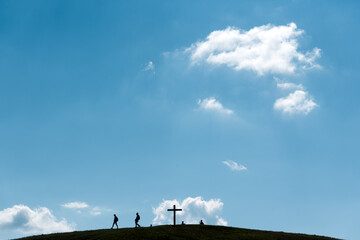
[135,212,141,228]
[111,214,119,229]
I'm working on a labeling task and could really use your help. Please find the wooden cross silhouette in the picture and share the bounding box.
[167,205,182,226]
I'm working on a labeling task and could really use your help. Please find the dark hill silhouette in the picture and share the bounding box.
[16,225,340,240]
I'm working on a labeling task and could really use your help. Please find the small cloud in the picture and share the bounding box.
[90,211,102,216]
[274,77,304,90]
[89,207,112,216]
[197,97,234,115]
[90,207,102,216]
[299,47,322,70]
[216,216,228,226]
[222,160,247,171]
[61,202,110,217]
[61,202,89,209]
[0,205,74,236]
[187,23,320,75]
[274,90,318,114]
[276,82,304,90]
[143,61,155,73]
[152,197,226,226]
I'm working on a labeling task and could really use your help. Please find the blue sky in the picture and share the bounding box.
[0,0,359,239]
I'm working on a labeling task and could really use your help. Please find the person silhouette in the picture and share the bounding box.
[111,214,118,229]
[181,221,185,225]
[135,212,141,228]
[199,219,204,225]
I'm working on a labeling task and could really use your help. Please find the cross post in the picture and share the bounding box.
[167,205,182,226]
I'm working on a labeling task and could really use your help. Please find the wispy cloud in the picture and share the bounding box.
[222,160,247,171]
[274,90,318,115]
[61,202,111,216]
[0,205,74,236]
[143,61,155,73]
[197,97,234,115]
[276,82,304,90]
[90,206,112,216]
[61,202,89,209]
[187,23,321,75]
[152,196,227,226]
[90,207,102,216]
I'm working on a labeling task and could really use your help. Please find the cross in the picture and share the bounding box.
[167,205,182,226]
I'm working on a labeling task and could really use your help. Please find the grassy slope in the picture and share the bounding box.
[17,225,340,240]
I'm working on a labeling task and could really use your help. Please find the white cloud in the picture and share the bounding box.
[89,206,112,216]
[216,216,228,226]
[276,82,304,90]
[187,23,321,75]
[222,160,247,171]
[90,207,102,216]
[197,97,234,115]
[144,61,155,72]
[152,196,227,226]
[0,205,74,235]
[61,202,110,216]
[61,202,89,209]
[274,90,318,114]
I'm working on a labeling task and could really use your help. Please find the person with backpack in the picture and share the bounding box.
[135,212,141,228]
[111,214,119,229]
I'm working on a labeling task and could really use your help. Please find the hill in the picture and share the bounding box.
[17,225,340,240]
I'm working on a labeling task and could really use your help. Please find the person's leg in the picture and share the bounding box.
[116,222,118,229]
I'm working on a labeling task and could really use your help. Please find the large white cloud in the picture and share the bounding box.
[187,23,321,75]
[152,196,227,226]
[0,205,74,235]
[197,97,234,115]
[274,90,318,114]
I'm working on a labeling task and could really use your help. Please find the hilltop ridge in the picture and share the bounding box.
[17,225,340,240]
